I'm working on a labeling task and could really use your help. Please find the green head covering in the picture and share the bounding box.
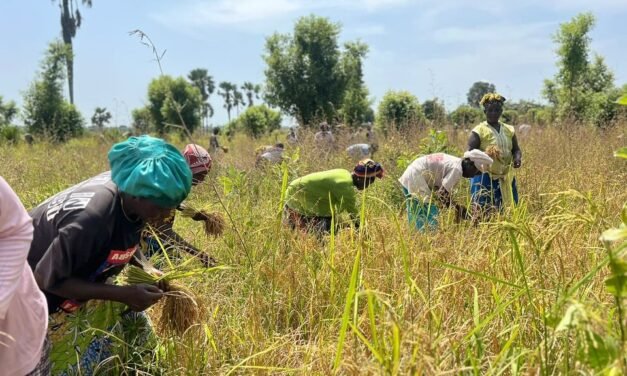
[108,135,192,208]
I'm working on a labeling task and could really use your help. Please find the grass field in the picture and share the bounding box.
[1,124,626,375]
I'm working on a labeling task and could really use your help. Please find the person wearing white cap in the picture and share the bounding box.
[398,151,493,230]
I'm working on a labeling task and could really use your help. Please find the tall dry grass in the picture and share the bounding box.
[0,123,626,374]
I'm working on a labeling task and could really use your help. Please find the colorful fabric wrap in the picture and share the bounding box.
[479,93,506,107]
[108,135,192,208]
[353,159,384,178]
[402,186,439,231]
[183,144,212,173]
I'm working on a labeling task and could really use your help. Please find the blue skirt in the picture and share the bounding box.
[470,173,518,209]
[402,187,439,231]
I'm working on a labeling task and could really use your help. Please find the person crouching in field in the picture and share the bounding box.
[346,143,378,163]
[284,159,384,235]
[0,177,49,375]
[467,93,522,213]
[255,143,285,166]
[141,144,222,268]
[399,151,493,231]
[26,135,191,375]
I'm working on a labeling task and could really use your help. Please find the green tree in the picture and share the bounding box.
[376,91,424,131]
[22,40,84,142]
[339,41,371,128]
[131,107,152,134]
[0,97,18,126]
[233,105,282,138]
[188,68,215,127]
[422,98,447,125]
[450,105,483,128]
[218,82,236,122]
[53,0,92,104]
[147,75,203,135]
[91,107,111,131]
[467,81,496,108]
[241,82,261,107]
[543,12,617,124]
[263,15,349,126]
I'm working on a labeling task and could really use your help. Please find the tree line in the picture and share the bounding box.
[1,10,626,143]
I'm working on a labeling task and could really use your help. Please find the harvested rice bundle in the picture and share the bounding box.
[125,265,204,336]
[485,144,502,160]
[179,206,225,236]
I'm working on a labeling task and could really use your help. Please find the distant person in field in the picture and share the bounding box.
[467,93,522,212]
[141,144,221,268]
[209,127,228,154]
[24,133,35,146]
[256,143,285,166]
[0,177,49,375]
[346,143,378,162]
[26,135,191,374]
[314,122,335,151]
[283,159,384,234]
[287,128,298,146]
[399,151,493,230]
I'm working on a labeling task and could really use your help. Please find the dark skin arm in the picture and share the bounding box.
[468,131,481,151]
[156,220,216,267]
[512,135,522,168]
[42,277,163,312]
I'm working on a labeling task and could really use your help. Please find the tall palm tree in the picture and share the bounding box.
[218,82,235,122]
[233,88,244,116]
[241,82,261,107]
[188,68,215,127]
[55,0,92,104]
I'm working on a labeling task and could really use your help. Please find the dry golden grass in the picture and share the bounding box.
[1,123,626,374]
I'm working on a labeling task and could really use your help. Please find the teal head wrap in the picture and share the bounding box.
[108,135,192,208]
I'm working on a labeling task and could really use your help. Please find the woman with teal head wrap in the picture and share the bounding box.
[26,135,192,374]
[109,135,192,212]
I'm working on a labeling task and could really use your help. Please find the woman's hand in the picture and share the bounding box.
[513,158,522,168]
[121,284,163,311]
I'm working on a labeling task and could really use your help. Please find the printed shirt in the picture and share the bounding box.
[0,177,48,376]
[285,169,358,218]
[27,172,144,313]
[398,153,463,198]
[472,121,515,176]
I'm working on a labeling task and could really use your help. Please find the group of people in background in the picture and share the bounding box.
[1,93,522,374]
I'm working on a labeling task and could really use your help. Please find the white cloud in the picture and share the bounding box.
[431,22,554,44]
[345,24,386,36]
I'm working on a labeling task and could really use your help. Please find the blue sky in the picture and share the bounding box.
[1,0,625,127]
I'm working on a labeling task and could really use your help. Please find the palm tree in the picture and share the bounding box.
[55,0,92,104]
[218,82,235,122]
[233,88,244,116]
[241,82,261,107]
[188,68,215,127]
[91,107,111,131]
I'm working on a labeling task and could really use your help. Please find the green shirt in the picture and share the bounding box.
[472,121,515,176]
[285,169,358,218]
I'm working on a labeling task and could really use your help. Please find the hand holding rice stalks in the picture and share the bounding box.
[180,206,225,236]
[485,145,502,160]
[125,265,205,336]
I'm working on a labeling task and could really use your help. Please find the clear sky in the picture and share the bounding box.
[1,0,625,127]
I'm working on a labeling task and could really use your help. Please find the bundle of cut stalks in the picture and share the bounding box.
[125,265,204,336]
[485,144,502,160]
[179,206,225,236]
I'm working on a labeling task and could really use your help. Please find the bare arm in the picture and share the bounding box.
[468,131,481,151]
[512,135,522,168]
[42,277,162,312]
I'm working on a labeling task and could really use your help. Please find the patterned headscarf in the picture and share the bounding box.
[353,159,384,179]
[479,93,506,108]
[183,144,212,173]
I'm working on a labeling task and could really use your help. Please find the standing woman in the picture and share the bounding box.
[467,93,522,211]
